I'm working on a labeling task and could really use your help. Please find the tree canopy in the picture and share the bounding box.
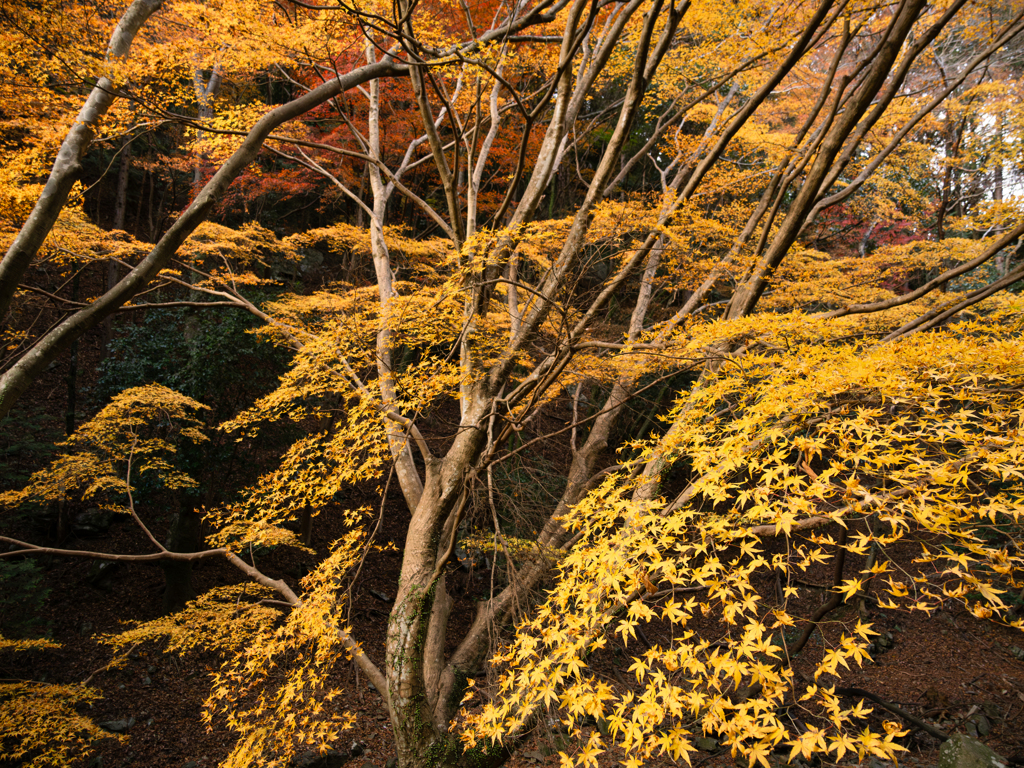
[1,0,1024,765]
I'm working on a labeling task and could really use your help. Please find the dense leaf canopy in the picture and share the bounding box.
[1,0,1023,765]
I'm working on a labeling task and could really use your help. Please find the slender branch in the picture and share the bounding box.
[883,261,1024,341]
[429,488,470,585]
[334,349,433,461]
[382,410,434,463]
[124,437,166,552]
[220,550,391,704]
[0,536,227,562]
[83,642,142,686]
[224,551,300,604]
[490,369,695,467]
[788,527,848,656]
[747,516,831,537]
[814,218,1023,319]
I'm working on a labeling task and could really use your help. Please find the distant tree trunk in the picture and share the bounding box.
[114,138,132,231]
[951,118,968,219]
[147,171,169,241]
[147,172,157,239]
[102,137,133,357]
[134,165,147,239]
[65,273,79,436]
[53,485,72,544]
[192,66,223,197]
[355,162,368,229]
[993,115,1007,275]
[858,219,878,257]
[994,158,1003,203]
[299,506,313,546]
[161,498,202,612]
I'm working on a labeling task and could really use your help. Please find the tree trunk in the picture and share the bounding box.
[102,137,132,356]
[161,498,202,612]
[65,274,80,436]
[192,66,223,197]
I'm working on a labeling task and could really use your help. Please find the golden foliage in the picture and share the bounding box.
[0,636,59,653]
[0,681,111,768]
[460,314,1024,767]
[203,534,366,768]
[106,584,280,656]
[0,384,209,512]
[0,633,110,766]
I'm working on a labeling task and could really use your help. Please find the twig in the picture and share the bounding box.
[429,487,471,585]
[346,463,394,625]
[83,642,142,686]
[789,527,849,657]
[256,599,294,610]
[0,536,227,563]
[836,686,949,742]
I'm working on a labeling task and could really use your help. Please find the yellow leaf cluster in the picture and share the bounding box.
[0,384,209,512]
[0,677,109,768]
[204,534,366,767]
[459,314,1024,767]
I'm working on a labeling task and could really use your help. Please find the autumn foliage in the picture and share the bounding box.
[1,0,1024,766]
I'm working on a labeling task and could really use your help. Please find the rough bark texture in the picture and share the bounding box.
[386,392,490,768]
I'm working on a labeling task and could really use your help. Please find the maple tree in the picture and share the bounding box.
[1,0,1024,766]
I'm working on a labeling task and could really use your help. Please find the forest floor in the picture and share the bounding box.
[5,491,1024,768]
[4,338,1024,768]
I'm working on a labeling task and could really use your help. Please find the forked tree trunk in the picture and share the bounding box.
[385,405,488,768]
